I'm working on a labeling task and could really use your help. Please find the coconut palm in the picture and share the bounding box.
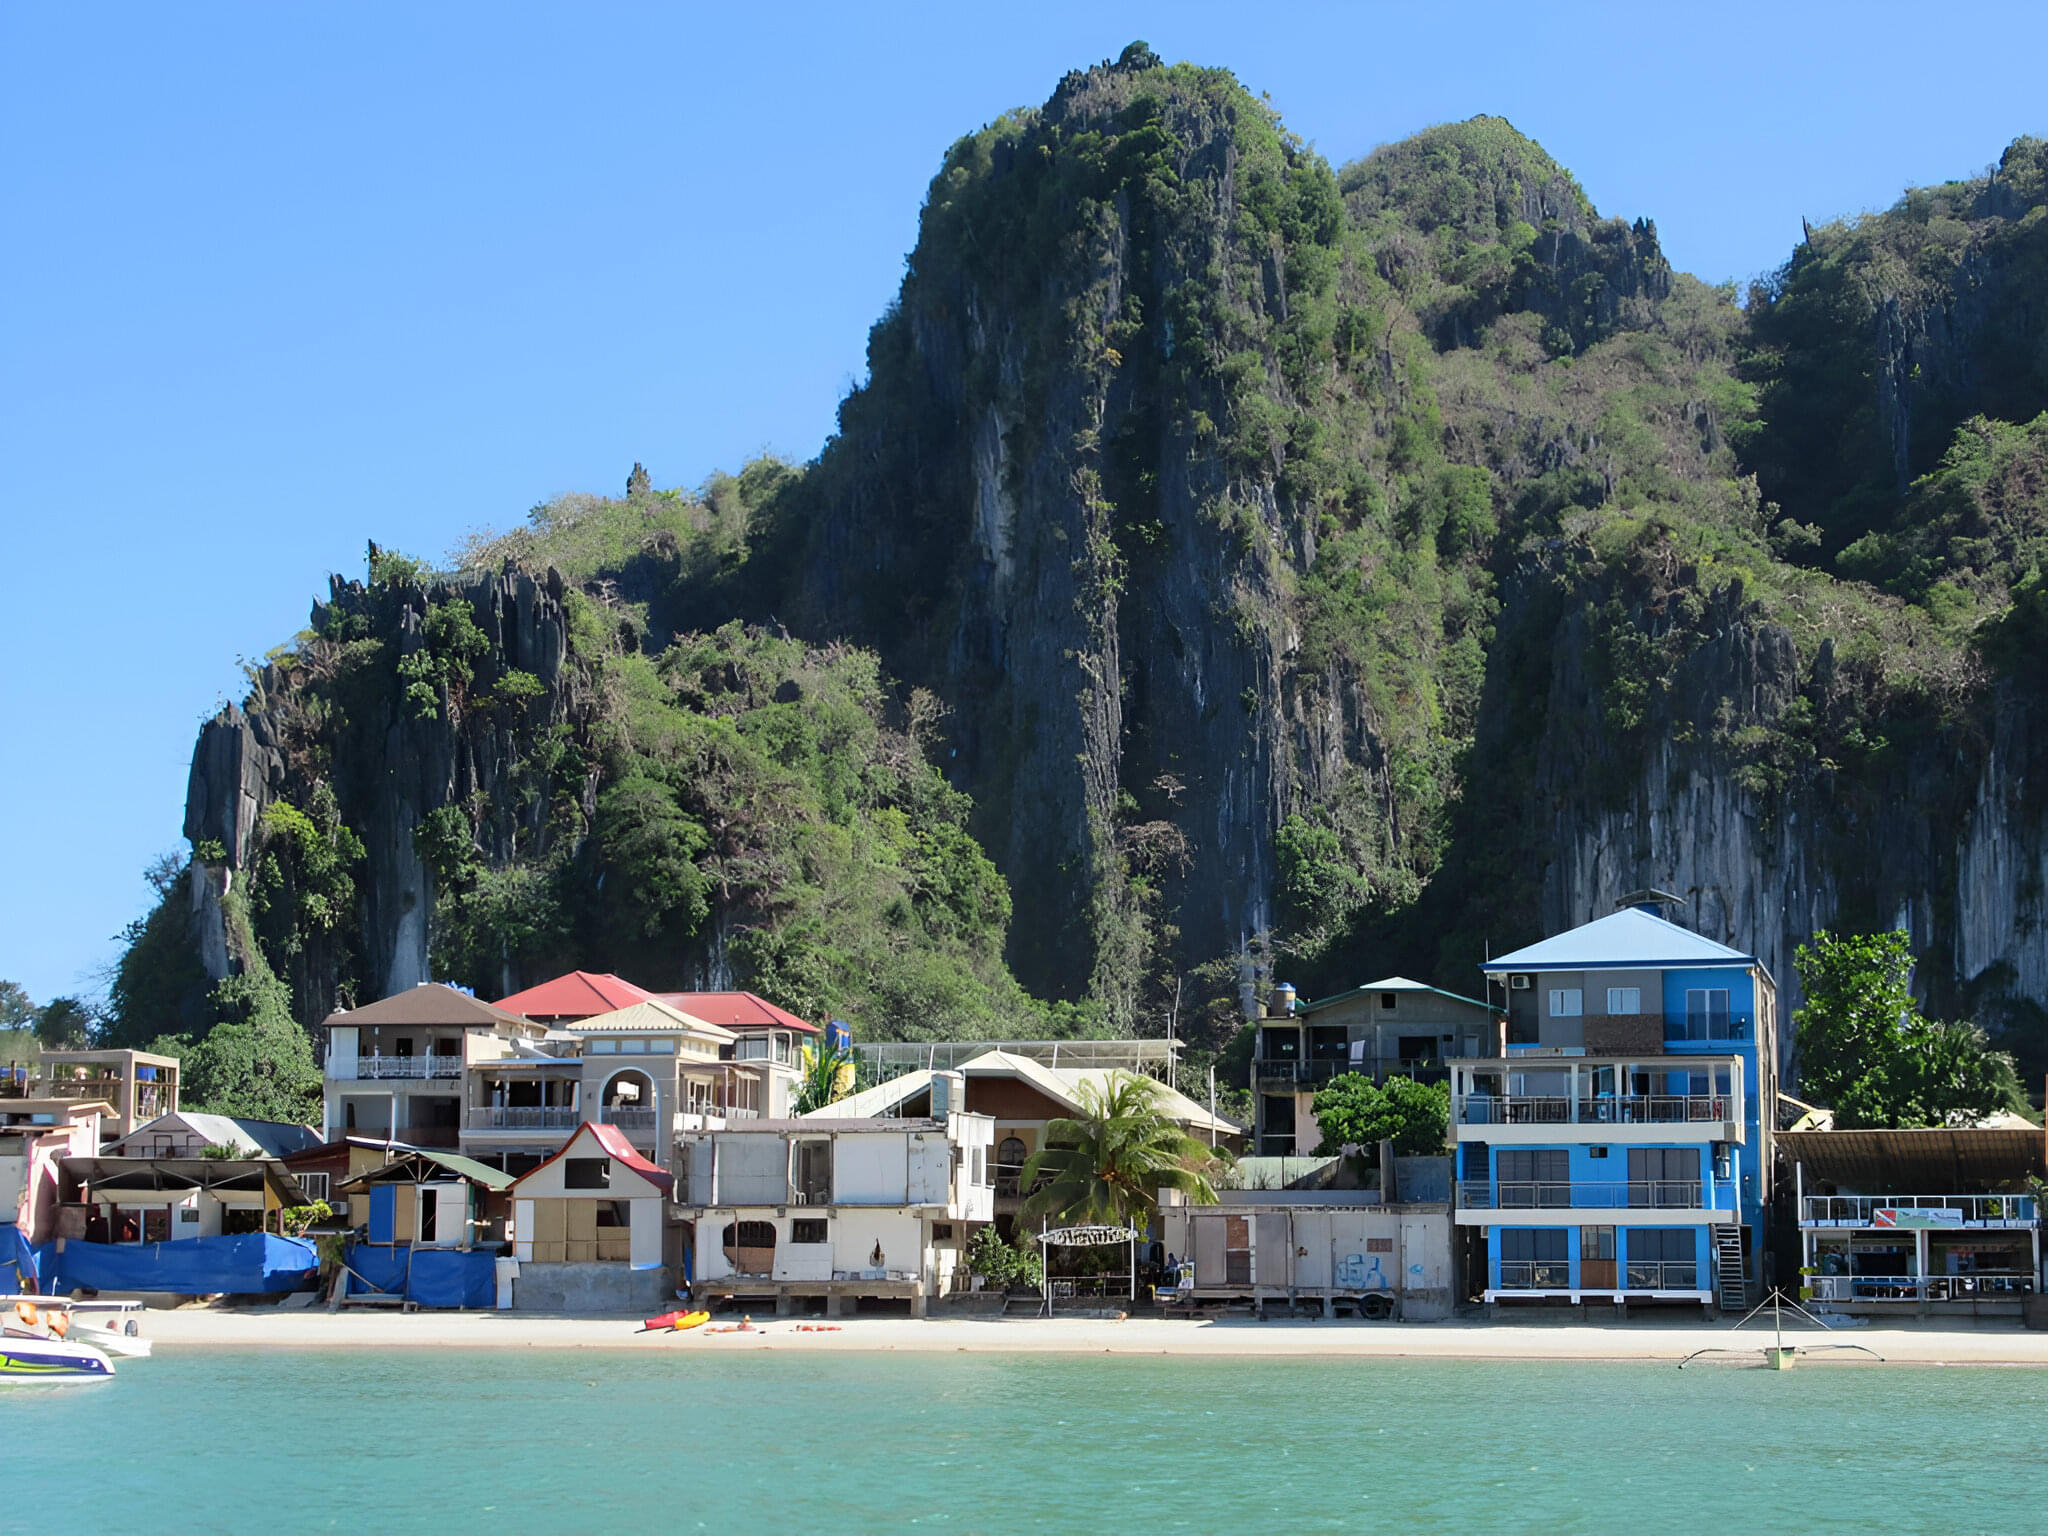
[794,1038,857,1114]
[1016,1072,1228,1230]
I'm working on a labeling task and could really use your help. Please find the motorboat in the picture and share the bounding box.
[56,1299,153,1359]
[1,1299,116,1383]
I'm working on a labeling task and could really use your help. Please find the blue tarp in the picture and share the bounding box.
[343,1243,496,1309]
[35,1233,318,1294]
[2,1224,39,1290]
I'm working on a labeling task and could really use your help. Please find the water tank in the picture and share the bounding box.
[1272,983,1298,1017]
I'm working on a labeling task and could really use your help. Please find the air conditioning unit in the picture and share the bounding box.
[1509,974,1533,991]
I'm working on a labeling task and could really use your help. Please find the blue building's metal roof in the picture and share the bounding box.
[1482,908,1757,973]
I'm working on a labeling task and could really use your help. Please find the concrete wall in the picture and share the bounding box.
[511,1260,675,1313]
[693,1208,935,1287]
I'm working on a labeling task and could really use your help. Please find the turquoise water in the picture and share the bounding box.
[10,1350,2048,1531]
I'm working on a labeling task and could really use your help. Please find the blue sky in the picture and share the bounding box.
[3,1,2043,1005]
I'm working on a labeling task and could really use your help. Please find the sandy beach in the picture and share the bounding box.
[129,1307,2048,1365]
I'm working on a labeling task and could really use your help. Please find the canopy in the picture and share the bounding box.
[63,1156,312,1207]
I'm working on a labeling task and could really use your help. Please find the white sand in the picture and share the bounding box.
[132,1308,2048,1365]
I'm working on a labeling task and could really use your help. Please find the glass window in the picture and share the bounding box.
[1684,988,1732,1039]
[564,1157,611,1189]
[1606,987,1641,1014]
[590,1039,617,1054]
[621,1038,648,1055]
[1499,1229,1567,1262]
[646,1038,675,1055]
[1549,988,1583,1018]
[791,1218,828,1245]
[1581,1226,1616,1260]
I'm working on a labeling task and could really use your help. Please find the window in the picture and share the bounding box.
[1497,1149,1569,1206]
[1498,1229,1567,1262]
[1549,988,1583,1018]
[931,1223,954,1241]
[791,1218,828,1244]
[1626,1229,1694,1260]
[595,1200,631,1228]
[1380,992,1398,1010]
[1606,986,1641,1015]
[622,1037,648,1054]
[590,1038,617,1054]
[565,1157,611,1190]
[647,1038,675,1054]
[1581,1226,1616,1260]
[1627,1147,1699,1206]
[1366,1236,1393,1253]
[1683,988,1733,1040]
[1588,1146,1608,1160]
[793,1140,832,1205]
[296,1172,330,1202]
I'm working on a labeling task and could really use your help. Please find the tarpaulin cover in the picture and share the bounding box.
[2,1224,39,1289]
[343,1242,496,1309]
[36,1233,318,1294]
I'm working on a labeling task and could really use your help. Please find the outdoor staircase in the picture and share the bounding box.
[1713,1226,1748,1312]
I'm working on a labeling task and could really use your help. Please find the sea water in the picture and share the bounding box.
[10,1349,2048,1531]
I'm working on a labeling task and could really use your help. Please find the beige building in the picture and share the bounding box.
[507,1121,675,1311]
[35,1049,180,1143]
[321,984,545,1149]
[562,1000,748,1155]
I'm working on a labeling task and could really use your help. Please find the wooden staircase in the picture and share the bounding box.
[1713,1226,1748,1312]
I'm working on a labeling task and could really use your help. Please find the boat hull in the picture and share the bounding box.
[0,1338,117,1383]
[73,1325,152,1359]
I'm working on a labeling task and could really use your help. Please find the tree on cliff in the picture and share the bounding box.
[151,974,322,1124]
[1793,929,2026,1128]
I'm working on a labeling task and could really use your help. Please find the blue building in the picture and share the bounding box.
[1452,897,1778,1311]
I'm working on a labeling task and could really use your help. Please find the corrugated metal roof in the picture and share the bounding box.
[654,991,820,1035]
[322,984,531,1032]
[1781,1127,2045,1191]
[1299,976,1495,1015]
[1482,908,1757,973]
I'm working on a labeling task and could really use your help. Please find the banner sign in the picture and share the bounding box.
[1873,1208,1962,1229]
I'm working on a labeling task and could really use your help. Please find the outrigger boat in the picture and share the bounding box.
[0,1298,117,1384]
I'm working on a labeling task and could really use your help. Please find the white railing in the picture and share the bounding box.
[1462,1180,1719,1211]
[478,1106,580,1130]
[1624,1262,1700,1291]
[1808,1273,2035,1302]
[1457,1094,1734,1127]
[353,1055,462,1080]
[1800,1194,2037,1228]
[1497,1261,1572,1289]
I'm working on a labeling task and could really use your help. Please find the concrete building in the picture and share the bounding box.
[321,984,545,1148]
[563,1000,747,1154]
[820,1047,1238,1235]
[33,1049,180,1143]
[678,1098,996,1316]
[1456,898,1778,1311]
[2,1098,109,1251]
[114,1111,321,1161]
[1250,978,1499,1157]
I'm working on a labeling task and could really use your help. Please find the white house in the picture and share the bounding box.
[678,1097,995,1317]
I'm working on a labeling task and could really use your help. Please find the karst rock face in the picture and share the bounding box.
[174,55,2048,1074]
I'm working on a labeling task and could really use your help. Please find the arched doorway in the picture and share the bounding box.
[600,1069,658,1133]
[996,1135,1027,1194]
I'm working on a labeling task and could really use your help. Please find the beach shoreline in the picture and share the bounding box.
[126,1307,2048,1365]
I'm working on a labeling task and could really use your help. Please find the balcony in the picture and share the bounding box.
[1800,1194,2037,1229]
[599,1107,658,1132]
[1460,1180,1723,1211]
[474,1106,581,1131]
[1456,1093,1735,1127]
[1807,1273,2034,1303]
[352,1055,463,1080]
[1665,1012,1754,1044]
[399,1126,460,1149]
[1497,1261,1572,1290]
[1623,1261,1700,1291]
[1252,1058,1347,1089]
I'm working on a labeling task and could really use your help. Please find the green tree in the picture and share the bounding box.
[793,1037,856,1114]
[0,981,35,1031]
[1794,929,2026,1127]
[103,855,212,1047]
[1310,1073,1450,1156]
[1017,1073,1228,1230]
[34,997,95,1049]
[174,974,323,1123]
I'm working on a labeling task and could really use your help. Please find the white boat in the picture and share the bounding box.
[0,1294,150,1363]
[0,1332,116,1383]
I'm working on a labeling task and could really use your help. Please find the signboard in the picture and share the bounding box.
[1873,1208,1963,1229]
[1039,1225,1138,1247]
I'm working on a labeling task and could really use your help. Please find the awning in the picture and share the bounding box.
[336,1148,515,1193]
[1782,1128,2046,1192]
[61,1156,313,1208]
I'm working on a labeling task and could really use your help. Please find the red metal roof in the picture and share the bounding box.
[494,971,655,1020]
[653,991,819,1034]
[511,1121,674,1196]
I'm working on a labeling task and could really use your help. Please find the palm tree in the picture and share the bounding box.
[1016,1072,1228,1231]
[794,1038,857,1114]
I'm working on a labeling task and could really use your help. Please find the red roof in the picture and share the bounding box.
[494,971,655,1020]
[654,991,819,1035]
[511,1121,673,1196]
